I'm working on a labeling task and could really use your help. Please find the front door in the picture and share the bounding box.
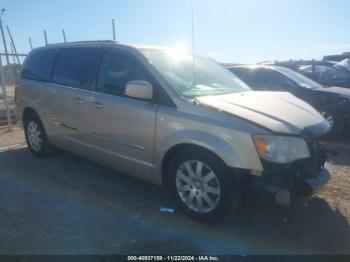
[83,50,158,180]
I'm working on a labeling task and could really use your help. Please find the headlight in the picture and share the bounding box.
[253,135,310,164]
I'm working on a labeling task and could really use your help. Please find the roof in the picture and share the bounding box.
[228,64,276,70]
[29,41,176,56]
[40,40,121,49]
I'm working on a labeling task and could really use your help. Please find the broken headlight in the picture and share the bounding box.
[253,135,310,164]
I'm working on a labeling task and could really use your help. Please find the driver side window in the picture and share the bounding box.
[96,52,150,97]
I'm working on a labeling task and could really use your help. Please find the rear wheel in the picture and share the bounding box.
[168,148,241,222]
[320,110,344,140]
[24,113,50,157]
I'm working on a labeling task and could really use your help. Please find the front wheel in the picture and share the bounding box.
[168,148,241,223]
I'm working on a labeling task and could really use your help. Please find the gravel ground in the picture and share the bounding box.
[0,127,349,255]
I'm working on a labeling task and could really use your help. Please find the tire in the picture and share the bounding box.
[168,148,241,223]
[320,110,344,140]
[23,113,50,158]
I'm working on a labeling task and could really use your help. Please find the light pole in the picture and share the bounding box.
[0,8,10,65]
[0,8,11,129]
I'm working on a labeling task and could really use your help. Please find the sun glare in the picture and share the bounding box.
[167,42,189,63]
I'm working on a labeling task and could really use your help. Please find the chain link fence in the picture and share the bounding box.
[0,54,26,128]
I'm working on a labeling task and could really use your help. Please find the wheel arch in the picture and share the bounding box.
[156,128,264,186]
[161,143,232,187]
[22,107,48,136]
[22,107,40,124]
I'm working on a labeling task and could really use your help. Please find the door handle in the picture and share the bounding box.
[88,99,104,109]
[74,97,85,104]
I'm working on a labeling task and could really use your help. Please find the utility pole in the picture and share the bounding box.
[62,29,67,43]
[10,42,15,64]
[0,55,12,129]
[44,30,48,46]
[0,9,10,65]
[29,37,33,50]
[6,25,20,64]
[112,19,116,41]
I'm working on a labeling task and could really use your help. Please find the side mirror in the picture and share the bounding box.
[124,80,153,100]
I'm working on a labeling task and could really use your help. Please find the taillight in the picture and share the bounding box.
[14,81,20,103]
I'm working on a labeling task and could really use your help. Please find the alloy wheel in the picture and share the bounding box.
[27,121,43,152]
[175,160,221,214]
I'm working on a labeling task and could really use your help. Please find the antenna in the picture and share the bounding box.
[112,19,116,41]
[62,29,67,43]
[190,1,196,87]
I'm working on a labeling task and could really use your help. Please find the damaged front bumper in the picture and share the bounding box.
[305,162,332,192]
[251,141,332,206]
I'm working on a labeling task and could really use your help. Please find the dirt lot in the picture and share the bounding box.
[0,127,349,255]
[0,86,16,119]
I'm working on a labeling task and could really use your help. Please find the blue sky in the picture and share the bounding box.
[1,0,350,63]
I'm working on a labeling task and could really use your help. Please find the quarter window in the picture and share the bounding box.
[52,48,99,90]
[96,52,150,97]
[22,49,57,82]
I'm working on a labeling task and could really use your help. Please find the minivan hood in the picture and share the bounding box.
[197,91,330,137]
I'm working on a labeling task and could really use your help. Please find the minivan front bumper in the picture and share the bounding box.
[305,162,332,191]
[251,163,332,206]
[250,140,332,206]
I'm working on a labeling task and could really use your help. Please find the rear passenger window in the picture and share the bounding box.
[52,48,99,90]
[96,52,151,97]
[22,49,56,82]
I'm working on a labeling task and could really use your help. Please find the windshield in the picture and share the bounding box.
[141,48,251,98]
[276,66,323,89]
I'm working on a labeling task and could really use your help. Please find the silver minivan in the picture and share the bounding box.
[16,41,331,221]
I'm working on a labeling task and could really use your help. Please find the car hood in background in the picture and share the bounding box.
[314,86,350,99]
[197,91,330,137]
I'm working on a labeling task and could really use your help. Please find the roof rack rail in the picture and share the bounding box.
[46,40,118,46]
[68,40,117,43]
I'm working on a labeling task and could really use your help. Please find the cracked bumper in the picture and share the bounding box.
[305,162,332,192]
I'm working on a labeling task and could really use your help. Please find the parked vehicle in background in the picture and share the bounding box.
[335,58,350,72]
[298,64,350,89]
[264,60,350,89]
[229,65,350,139]
[16,41,331,222]
[324,52,350,63]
